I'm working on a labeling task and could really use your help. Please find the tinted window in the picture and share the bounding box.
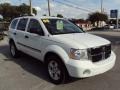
[17,18,28,31]
[10,19,18,29]
[27,19,44,35]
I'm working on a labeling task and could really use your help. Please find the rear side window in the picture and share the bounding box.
[17,18,28,31]
[10,19,18,29]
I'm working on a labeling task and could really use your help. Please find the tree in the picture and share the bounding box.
[0,3,13,21]
[88,12,108,27]
[0,3,37,22]
[18,3,37,16]
[57,14,63,18]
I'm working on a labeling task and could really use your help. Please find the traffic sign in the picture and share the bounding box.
[110,10,118,18]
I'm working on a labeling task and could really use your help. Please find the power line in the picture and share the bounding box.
[63,0,83,7]
[64,0,103,13]
[54,0,93,13]
[63,0,95,12]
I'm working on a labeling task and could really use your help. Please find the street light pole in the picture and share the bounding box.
[29,0,32,15]
[48,0,51,16]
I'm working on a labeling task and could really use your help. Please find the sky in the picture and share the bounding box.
[1,0,120,19]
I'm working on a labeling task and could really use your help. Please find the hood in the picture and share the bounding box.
[50,33,110,49]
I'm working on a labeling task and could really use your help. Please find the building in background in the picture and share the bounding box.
[69,19,93,31]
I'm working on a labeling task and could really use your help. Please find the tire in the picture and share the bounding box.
[10,41,19,58]
[46,55,68,84]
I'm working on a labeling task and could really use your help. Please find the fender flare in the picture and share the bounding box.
[42,45,70,63]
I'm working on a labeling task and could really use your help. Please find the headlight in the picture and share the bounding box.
[69,48,88,60]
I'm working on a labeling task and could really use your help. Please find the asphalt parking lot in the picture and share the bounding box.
[0,30,120,90]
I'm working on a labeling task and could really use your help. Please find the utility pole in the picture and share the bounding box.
[29,0,32,15]
[101,0,103,13]
[48,0,51,16]
[116,10,119,29]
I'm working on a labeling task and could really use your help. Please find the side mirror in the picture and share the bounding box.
[29,28,44,36]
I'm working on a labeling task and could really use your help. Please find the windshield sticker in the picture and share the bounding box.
[42,19,50,23]
[56,20,63,30]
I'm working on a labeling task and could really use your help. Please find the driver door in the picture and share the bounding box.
[23,18,44,60]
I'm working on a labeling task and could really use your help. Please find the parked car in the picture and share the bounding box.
[109,24,115,29]
[103,25,109,29]
[8,16,116,84]
[103,24,116,29]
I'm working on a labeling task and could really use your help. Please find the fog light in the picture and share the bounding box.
[83,69,91,75]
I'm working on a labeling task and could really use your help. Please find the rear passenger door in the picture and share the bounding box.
[9,18,19,44]
[16,18,28,51]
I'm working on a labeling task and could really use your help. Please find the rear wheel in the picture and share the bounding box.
[10,41,19,58]
[46,55,68,84]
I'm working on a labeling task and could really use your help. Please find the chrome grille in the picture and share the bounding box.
[88,44,111,62]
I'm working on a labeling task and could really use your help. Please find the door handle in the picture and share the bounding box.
[13,32,17,35]
[25,35,29,39]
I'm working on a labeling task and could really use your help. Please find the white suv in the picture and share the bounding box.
[8,16,116,84]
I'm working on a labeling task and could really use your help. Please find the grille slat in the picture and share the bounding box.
[88,44,111,62]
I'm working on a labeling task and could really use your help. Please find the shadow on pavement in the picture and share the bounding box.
[0,44,50,82]
[0,44,79,84]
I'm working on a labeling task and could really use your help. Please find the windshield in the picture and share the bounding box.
[41,19,84,35]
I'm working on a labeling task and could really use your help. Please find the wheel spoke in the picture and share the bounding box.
[54,70,61,80]
[56,69,61,75]
[54,73,59,80]
[54,62,58,68]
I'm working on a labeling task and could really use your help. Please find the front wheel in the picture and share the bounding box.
[46,55,68,84]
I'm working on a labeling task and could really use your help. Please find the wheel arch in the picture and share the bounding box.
[9,38,14,44]
[44,52,64,64]
[9,38,19,50]
[43,45,69,64]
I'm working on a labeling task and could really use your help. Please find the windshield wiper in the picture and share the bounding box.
[68,32,81,34]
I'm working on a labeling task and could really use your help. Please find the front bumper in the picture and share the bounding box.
[66,51,116,78]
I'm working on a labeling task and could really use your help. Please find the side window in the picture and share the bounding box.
[17,18,28,31]
[10,19,18,29]
[27,19,44,35]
